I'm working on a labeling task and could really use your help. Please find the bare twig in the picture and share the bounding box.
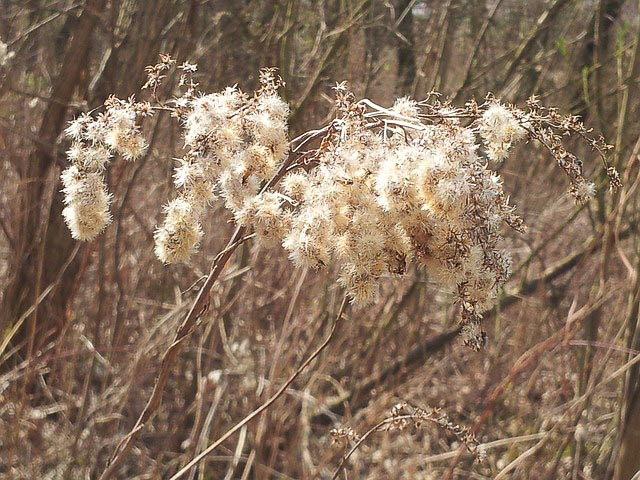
[330,417,398,480]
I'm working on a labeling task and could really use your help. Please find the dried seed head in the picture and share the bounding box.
[478,103,526,162]
[61,168,112,240]
[154,198,203,264]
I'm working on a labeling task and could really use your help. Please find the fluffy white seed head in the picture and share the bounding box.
[62,203,112,241]
[478,103,526,162]
[154,198,203,263]
[281,172,310,203]
[183,89,243,146]
[283,207,334,270]
[184,179,216,214]
[66,143,112,171]
[218,167,261,213]
[104,127,147,161]
[61,167,112,240]
[392,97,420,119]
[64,114,92,140]
[257,94,290,121]
[241,144,276,180]
[572,179,597,203]
[237,192,290,246]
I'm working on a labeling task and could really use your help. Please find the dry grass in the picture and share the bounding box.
[1,1,640,479]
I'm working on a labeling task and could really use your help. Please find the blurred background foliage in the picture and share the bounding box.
[1,0,640,478]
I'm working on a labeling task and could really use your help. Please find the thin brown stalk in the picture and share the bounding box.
[452,0,506,102]
[330,416,398,480]
[98,225,248,480]
[444,292,615,479]
[168,295,349,480]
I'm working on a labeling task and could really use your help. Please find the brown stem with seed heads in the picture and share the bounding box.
[99,125,333,480]
[330,416,405,480]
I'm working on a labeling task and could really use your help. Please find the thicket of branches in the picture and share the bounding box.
[1,1,640,479]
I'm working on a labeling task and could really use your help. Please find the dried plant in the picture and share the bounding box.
[62,55,617,351]
[57,55,620,477]
[0,37,14,67]
[62,96,150,239]
[330,401,483,479]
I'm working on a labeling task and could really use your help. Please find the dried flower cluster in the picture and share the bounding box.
[154,68,290,263]
[0,38,14,67]
[478,102,527,162]
[268,91,526,348]
[61,56,618,348]
[62,97,149,239]
[387,402,481,458]
[520,95,620,201]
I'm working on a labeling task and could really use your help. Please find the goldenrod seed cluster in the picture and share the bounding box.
[61,166,112,241]
[62,57,617,348]
[478,102,527,162]
[62,97,148,240]
[278,95,524,345]
[153,70,290,263]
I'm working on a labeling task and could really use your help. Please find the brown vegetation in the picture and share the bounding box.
[1,1,640,479]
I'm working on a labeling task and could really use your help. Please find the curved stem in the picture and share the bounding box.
[169,295,349,480]
[99,225,248,480]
